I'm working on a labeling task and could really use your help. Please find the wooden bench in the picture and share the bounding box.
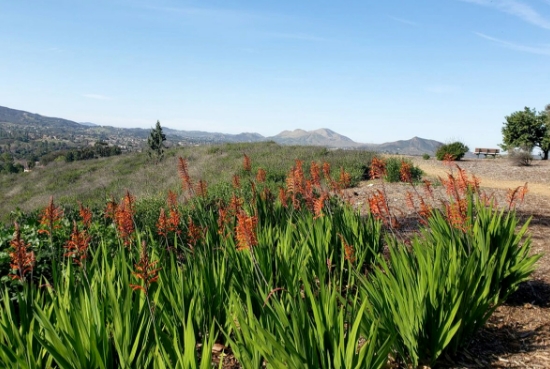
[474,148,500,158]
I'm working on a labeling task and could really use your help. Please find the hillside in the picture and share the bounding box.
[0,105,84,130]
[268,128,360,148]
[361,136,443,156]
[0,105,446,169]
[0,141,375,222]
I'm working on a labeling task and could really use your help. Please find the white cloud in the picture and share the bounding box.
[460,0,550,29]
[475,32,550,55]
[82,94,111,100]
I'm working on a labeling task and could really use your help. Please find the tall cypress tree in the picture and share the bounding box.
[148,120,166,161]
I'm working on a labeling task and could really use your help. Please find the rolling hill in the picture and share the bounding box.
[0,105,444,157]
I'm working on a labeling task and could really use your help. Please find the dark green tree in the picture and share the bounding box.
[147,120,166,161]
[501,107,549,160]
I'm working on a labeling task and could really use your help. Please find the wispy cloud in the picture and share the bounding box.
[82,94,111,100]
[389,16,418,27]
[475,32,550,55]
[460,0,550,29]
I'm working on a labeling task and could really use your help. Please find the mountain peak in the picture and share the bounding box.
[269,128,358,147]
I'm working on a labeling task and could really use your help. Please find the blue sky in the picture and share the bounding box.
[1,0,549,149]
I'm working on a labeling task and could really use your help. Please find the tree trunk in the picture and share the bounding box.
[543,150,549,160]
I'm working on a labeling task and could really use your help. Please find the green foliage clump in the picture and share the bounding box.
[435,141,469,161]
[501,106,549,160]
[359,198,538,367]
[422,153,430,160]
[0,153,24,174]
[0,156,540,368]
[147,120,166,161]
[384,157,423,183]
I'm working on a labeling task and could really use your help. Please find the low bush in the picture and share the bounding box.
[508,148,533,166]
[373,157,423,183]
[436,141,469,161]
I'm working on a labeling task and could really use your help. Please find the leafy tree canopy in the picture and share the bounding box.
[501,106,549,160]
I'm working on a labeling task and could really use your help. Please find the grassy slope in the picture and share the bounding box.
[1,142,374,223]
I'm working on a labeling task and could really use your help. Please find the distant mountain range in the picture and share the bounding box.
[0,105,444,155]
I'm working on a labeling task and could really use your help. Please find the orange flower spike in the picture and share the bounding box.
[167,190,178,210]
[78,202,93,228]
[243,154,252,172]
[310,161,321,188]
[229,194,244,214]
[369,158,386,179]
[217,205,229,236]
[167,209,181,234]
[322,162,332,183]
[235,212,258,251]
[423,180,434,200]
[405,191,415,210]
[443,153,455,167]
[278,187,288,207]
[232,174,241,189]
[105,198,118,219]
[115,196,135,247]
[446,200,469,231]
[9,222,35,281]
[339,167,351,188]
[313,192,328,219]
[400,160,413,183]
[256,168,267,183]
[471,174,481,192]
[187,216,204,249]
[293,160,305,195]
[519,183,529,203]
[195,179,208,198]
[455,166,471,195]
[303,180,315,211]
[64,221,90,266]
[418,198,432,223]
[123,190,135,214]
[339,234,356,263]
[178,157,193,192]
[38,196,64,235]
[157,208,168,237]
[506,184,528,210]
[130,241,160,294]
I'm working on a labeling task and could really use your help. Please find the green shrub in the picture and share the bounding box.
[384,157,423,183]
[422,153,430,160]
[435,142,469,161]
[359,196,539,367]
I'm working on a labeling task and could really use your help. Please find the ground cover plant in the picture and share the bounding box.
[0,152,540,368]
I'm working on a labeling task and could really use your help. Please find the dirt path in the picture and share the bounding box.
[411,158,550,198]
